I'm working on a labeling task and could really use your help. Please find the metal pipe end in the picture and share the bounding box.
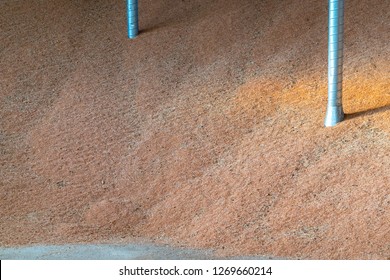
[128,30,138,39]
[324,105,344,127]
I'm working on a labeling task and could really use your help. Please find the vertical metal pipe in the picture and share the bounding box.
[127,0,139,39]
[325,0,345,127]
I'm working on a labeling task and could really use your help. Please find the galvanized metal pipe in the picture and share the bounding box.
[325,0,345,127]
[127,0,139,39]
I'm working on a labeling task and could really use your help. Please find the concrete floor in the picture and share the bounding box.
[0,244,215,260]
[0,244,277,260]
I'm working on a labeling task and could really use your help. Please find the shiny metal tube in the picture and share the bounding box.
[127,0,139,38]
[324,0,345,127]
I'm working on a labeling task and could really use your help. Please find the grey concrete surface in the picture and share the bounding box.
[0,244,277,260]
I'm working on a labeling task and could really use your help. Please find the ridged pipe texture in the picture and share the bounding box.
[325,0,345,127]
[127,0,138,39]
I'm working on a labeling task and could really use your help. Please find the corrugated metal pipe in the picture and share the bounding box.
[325,0,345,127]
[127,0,139,38]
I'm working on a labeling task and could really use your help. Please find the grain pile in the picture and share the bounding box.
[0,0,389,259]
